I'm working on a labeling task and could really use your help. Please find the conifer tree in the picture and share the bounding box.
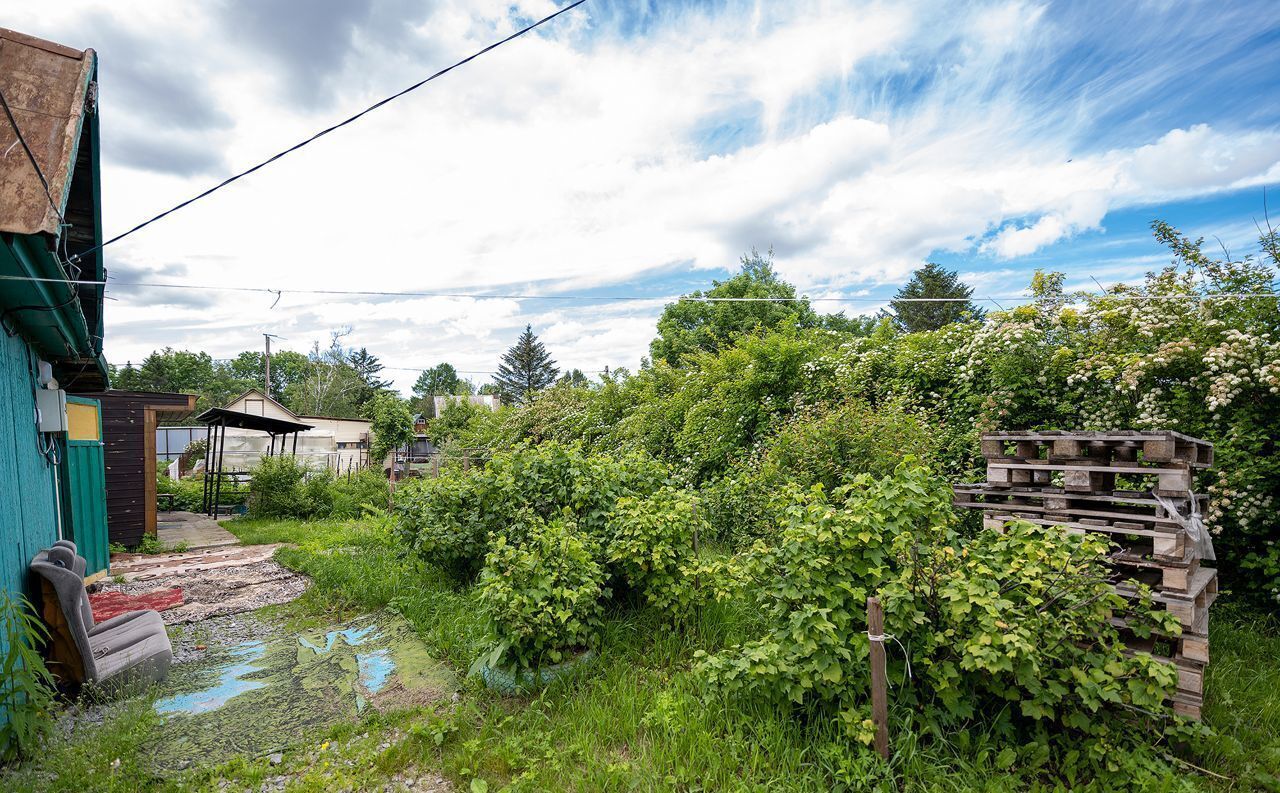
[493,325,559,405]
[890,262,984,333]
[348,347,391,407]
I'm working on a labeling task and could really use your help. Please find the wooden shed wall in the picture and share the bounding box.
[82,391,193,547]
[0,331,58,603]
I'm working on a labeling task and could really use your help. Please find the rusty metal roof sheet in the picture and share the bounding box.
[0,27,95,237]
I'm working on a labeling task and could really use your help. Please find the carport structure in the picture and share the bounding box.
[195,408,312,517]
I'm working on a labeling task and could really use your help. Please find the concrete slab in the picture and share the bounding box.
[157,510,240,550]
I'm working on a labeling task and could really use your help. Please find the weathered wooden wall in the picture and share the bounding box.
[82,391,193,546]
[0,331,58,603]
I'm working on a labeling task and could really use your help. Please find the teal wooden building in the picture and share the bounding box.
[0,28,110,603]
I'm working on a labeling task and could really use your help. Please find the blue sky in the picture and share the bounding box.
[7,0,1280,389]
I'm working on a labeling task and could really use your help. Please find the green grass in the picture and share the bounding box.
[5,517,1279,791]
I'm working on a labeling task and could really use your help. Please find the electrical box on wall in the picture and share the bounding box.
[35,388,68,433]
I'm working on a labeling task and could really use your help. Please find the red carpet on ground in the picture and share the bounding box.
[90,587,184,622]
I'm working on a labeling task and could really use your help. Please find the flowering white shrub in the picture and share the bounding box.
[824,222,1280,601]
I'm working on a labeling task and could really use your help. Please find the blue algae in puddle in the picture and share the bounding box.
[299,623,380,655]
[154,641,268,716]
[356,649,394,694]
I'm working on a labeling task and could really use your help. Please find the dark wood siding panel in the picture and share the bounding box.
[78,391,193,547]
[98,397,146,545]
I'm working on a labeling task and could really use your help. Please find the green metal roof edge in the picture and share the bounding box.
[0,233,103,371]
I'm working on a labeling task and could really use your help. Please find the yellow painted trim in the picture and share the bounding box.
[67,401,100,441]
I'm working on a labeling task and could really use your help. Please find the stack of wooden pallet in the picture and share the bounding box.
[952,430,1217,719]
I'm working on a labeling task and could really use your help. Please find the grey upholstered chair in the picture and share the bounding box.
[29,542,172,690]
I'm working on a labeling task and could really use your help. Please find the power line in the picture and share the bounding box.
[67,0,590,265]
[0,86,63,222]
[0,273,1275,305]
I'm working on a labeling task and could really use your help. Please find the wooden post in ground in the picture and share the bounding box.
[867,595,889,760]
[388,445,397,514]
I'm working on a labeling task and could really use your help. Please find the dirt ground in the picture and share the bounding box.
[98,545,309,624]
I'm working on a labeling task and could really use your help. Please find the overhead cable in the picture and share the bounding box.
[0,274,1276,304]
[67,0,590,264]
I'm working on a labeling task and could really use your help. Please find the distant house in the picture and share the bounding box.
[0,28,111,595]
[163,389,372,472]
[431,394,501,416]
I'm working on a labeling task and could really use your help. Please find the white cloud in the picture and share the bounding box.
[4,0,1277,391]
[1127,124,1280,193]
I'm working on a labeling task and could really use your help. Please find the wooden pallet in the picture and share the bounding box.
[1115,623,1210,665]
[1172,693,1203,720]
[976,513,1200,590]
[976,512,1185,543]
[980,431,1213,468]
[1113,567,1218,630]
[1109,544,1200,591]
[986,461,1193,495]
[957,429,1218,720]
[954,485,1205,523]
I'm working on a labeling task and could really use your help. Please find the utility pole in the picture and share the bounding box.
[263,333,285,398]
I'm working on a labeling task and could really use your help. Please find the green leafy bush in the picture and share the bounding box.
[408,223,1280,602]
[248,455,316,518]
[248,455,388,521]
[367,392,415,464]
[607,486,709,615]
[0,594,56,761]
[697,463,1181,750]
[396,471,487,580]
[156,474,206,511]
[701,399,938,544]
[696,465,926,706]
[475,515,607,671]
[882,520,1179,725]
[397,442,671,581]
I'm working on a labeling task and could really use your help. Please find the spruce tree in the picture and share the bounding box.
[890,262,984,333]
[348,347,391,407]
[493,325,559,405]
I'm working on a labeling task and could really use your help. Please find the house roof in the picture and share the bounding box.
[223,387,370,425]
[225,387,299,416]
[0,28,95,237]
[0,27,107,389]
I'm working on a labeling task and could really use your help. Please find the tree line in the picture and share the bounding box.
[111,252,980,420]
[112,329,391,419]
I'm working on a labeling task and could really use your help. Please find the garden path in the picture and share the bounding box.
[156,509,240,550]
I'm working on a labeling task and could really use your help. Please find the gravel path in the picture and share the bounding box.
[96,559,309,624]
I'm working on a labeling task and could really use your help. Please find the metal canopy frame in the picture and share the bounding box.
[195,407,312,518]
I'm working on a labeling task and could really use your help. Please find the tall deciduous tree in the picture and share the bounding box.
[650,249,817,366]
[890,262,984,333]
[366,392,415,465]
[412,363,477,416]
[283,332,364,418]
[493,325,559,405]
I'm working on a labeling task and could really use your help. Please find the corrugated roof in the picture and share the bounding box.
[196,407,314,435]
[0,27,95,236]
